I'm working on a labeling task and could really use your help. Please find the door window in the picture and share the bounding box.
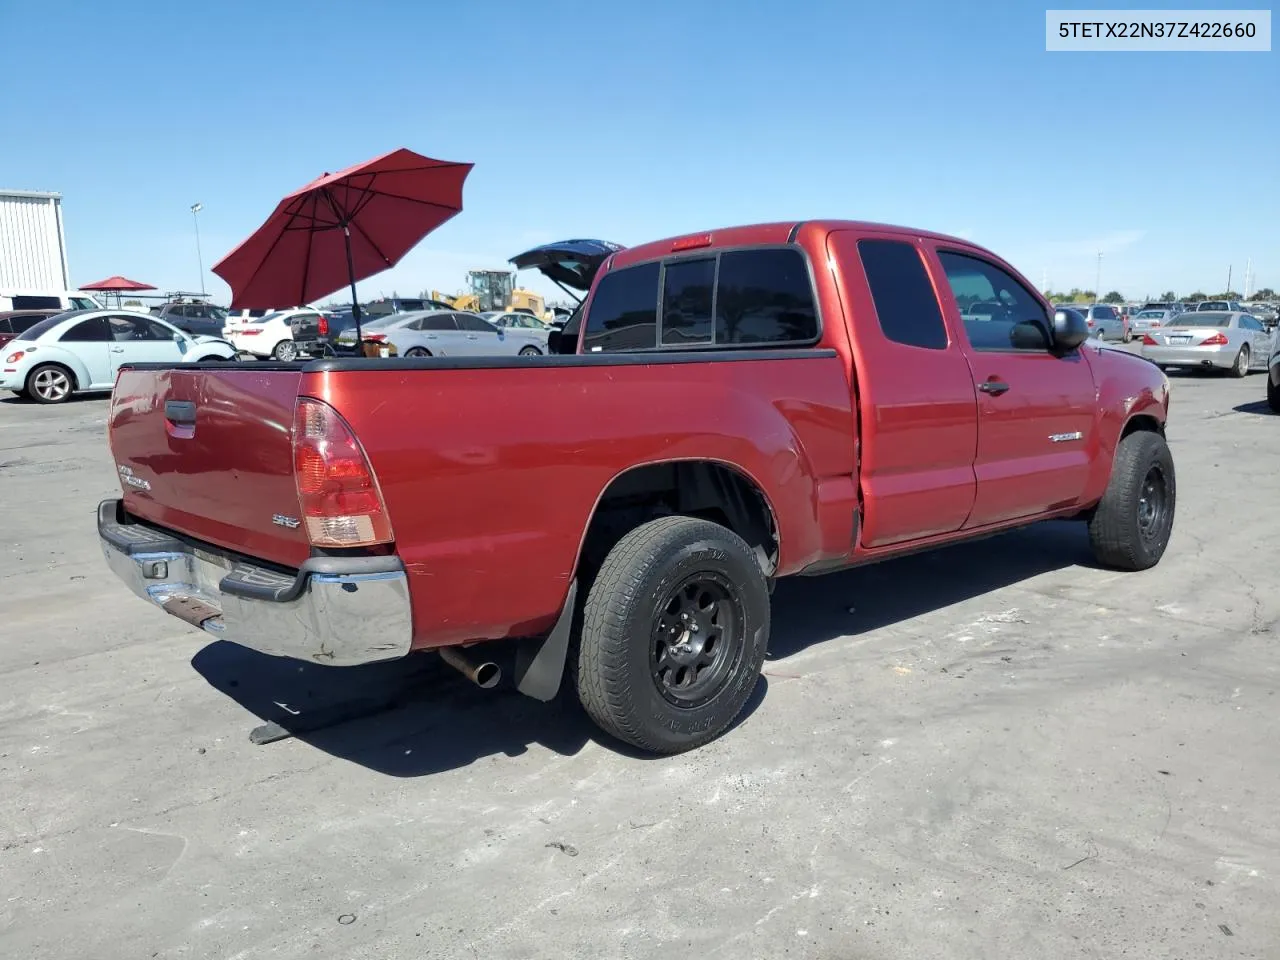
[937,251,1050,352]
[857,239,948,350]
[583,262,661,352]
[60,317,114,342]
[108,316,172,341]
[417,315,457,331]
[455,313,498,333]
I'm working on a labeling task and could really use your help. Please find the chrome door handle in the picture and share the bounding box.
[979,379,1010,395]
[110,347,125,353]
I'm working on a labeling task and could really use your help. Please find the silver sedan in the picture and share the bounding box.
[1139,311,1275,377]
[386,310,548,357]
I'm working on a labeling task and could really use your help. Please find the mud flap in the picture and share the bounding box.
[514,579,577,702]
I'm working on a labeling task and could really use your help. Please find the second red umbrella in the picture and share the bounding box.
[212,147,473,344]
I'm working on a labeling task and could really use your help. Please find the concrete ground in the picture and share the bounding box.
[1,354,1278,960]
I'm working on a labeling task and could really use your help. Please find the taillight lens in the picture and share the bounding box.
[318,316,329,337]
[1200,332,1229,346]
[240,329,261,336]
[364,333,387,342]
[1142,334,1158,346]
[292,398,393,548]
[5,350,24,363]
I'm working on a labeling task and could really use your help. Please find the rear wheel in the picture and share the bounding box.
[272,340,298,362]
[1231,345,1250,378]
[1267,374,1280,413]
[26,364,74,404]
[403,347,432,358]
[519,345,542,356]
[576,516,770,754]
[1088,431,1175,571]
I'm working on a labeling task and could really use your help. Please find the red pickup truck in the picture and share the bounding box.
[99,220,1175,754]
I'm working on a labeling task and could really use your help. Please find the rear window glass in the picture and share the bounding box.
[583,262,660,352]
[1175,314,1231,327]
[714,249,817,345]
[1199,302,1229,310]
[661,258,715,346]
[856,239,947,350]
[1095,306,1115,319]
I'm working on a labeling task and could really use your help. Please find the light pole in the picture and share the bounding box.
[1095,251,1103,302]
[190,202,205,296]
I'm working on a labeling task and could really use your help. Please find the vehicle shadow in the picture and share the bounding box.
[190,519,1089,777]
[190,639,769,776]
[1233,399,1275,415]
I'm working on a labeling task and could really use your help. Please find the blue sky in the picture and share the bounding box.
[2,0,1276,305]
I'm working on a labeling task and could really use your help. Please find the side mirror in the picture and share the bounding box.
[1052,310,1089,351]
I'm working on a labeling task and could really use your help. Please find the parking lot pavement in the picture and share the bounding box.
[1,360,1278,960]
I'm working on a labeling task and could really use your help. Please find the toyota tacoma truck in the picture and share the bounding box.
[98,221,1176,754]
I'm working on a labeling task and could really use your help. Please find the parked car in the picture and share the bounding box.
[1196,300,1243,313]
[1141,301,1183,317]
[1139,311,1274,376]
[223,308,328,361]
[98,219,1175,755]
[0,309,60,348]
[150,301,229,338]
[483,310,553,342]
[1073,303,1130,341]
[363,296,455,318]
[1,290,102,313]
[1130,308,1174,333]
[1244,303,1278,328]
[383,310,548,357]
[331,312,419,350]
[1,309,236,403]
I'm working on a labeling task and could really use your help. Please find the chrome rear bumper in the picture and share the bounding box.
[97,499,412,666]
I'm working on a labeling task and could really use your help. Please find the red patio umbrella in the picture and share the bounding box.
[79,275,157,308]
[212,147,473,345]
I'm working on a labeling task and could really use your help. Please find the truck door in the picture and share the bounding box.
[826,231,978,547]
[928,247,1097,528]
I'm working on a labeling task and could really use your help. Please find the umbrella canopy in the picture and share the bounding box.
[79,275,157,292]
[212,147,473,344]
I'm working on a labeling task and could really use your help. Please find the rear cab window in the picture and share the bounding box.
[582,248,819,353]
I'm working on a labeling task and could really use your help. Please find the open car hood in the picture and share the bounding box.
[509,239,625,292]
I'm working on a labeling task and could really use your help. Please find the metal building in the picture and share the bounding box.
[0,190,70,290]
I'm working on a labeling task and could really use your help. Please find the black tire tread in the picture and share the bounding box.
[1088,431,1175,571]
[577,515,764,754]
[1268,374,1280,413]
[1231,346,1250,378]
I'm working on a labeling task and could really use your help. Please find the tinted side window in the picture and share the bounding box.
[937,251,1049,352]
[13,295,62,310]
[456,314,496,333]
[0,319,10,333]
[715,249,817,345]
[661,258,715,345]
[583,262,660,352]
[421,315,457,331]
[1095,306,1116,320]
[856,239,948,350]
[61,317,114,342]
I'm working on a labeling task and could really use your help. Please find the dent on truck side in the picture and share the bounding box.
[307,356,857,650]
[1079,347,1171,506]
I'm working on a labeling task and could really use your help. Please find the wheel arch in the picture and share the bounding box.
[571,458,782,584]
[27,353,83,391]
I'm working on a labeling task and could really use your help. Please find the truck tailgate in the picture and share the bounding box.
[109,365,311,568]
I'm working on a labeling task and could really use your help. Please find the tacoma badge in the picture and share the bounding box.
[272,514,301,529]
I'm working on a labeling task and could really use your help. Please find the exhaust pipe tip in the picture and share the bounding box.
[439,645,502,689]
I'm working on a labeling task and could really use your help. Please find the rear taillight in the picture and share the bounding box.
[241,328,262,336]
[1200,332,1229,346]
[364,333,387,342]
[292,398,393,548]
[5,350,25,363]
[318,317,329,336]
[1142,334,1158,346]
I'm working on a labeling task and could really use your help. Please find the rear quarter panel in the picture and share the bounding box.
[305,354,856,647]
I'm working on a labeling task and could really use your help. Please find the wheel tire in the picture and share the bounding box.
[1088,431,1176,571]
[272,340,298,362]
[26,364,75,404]
[1123,330,1133,343]
[576,515,770,754]
[403,347,432,358]
[519,345,542,356]
[1267,374,1280,413]
[1231,345,1250,378]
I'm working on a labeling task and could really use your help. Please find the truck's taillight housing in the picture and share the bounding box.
[1200,332,1228,346]
[292,397,393,548]
[317,316,330,337]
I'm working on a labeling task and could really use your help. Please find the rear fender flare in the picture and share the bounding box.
[28,347,89,390]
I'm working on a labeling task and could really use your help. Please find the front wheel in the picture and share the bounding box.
[403,347,432,358]
[575,515,770,754]
[26,364,74,404]
[518,345,542,356]
[1088,431,1176,571]
[1231,345,1250,378]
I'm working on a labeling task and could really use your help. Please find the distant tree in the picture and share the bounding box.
[122,299,143,308]
[1102,291,1124,303]
[1160,290,1177,301]
[1184,291,1207,302]
[1215,290,1242,299]
[1252,287,1276,300]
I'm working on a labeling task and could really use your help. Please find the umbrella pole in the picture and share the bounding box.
[343,225,363,349]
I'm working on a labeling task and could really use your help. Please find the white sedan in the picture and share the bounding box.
[1139,311,1275,377]
[0,309,237,403]
[223,308,328,360]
